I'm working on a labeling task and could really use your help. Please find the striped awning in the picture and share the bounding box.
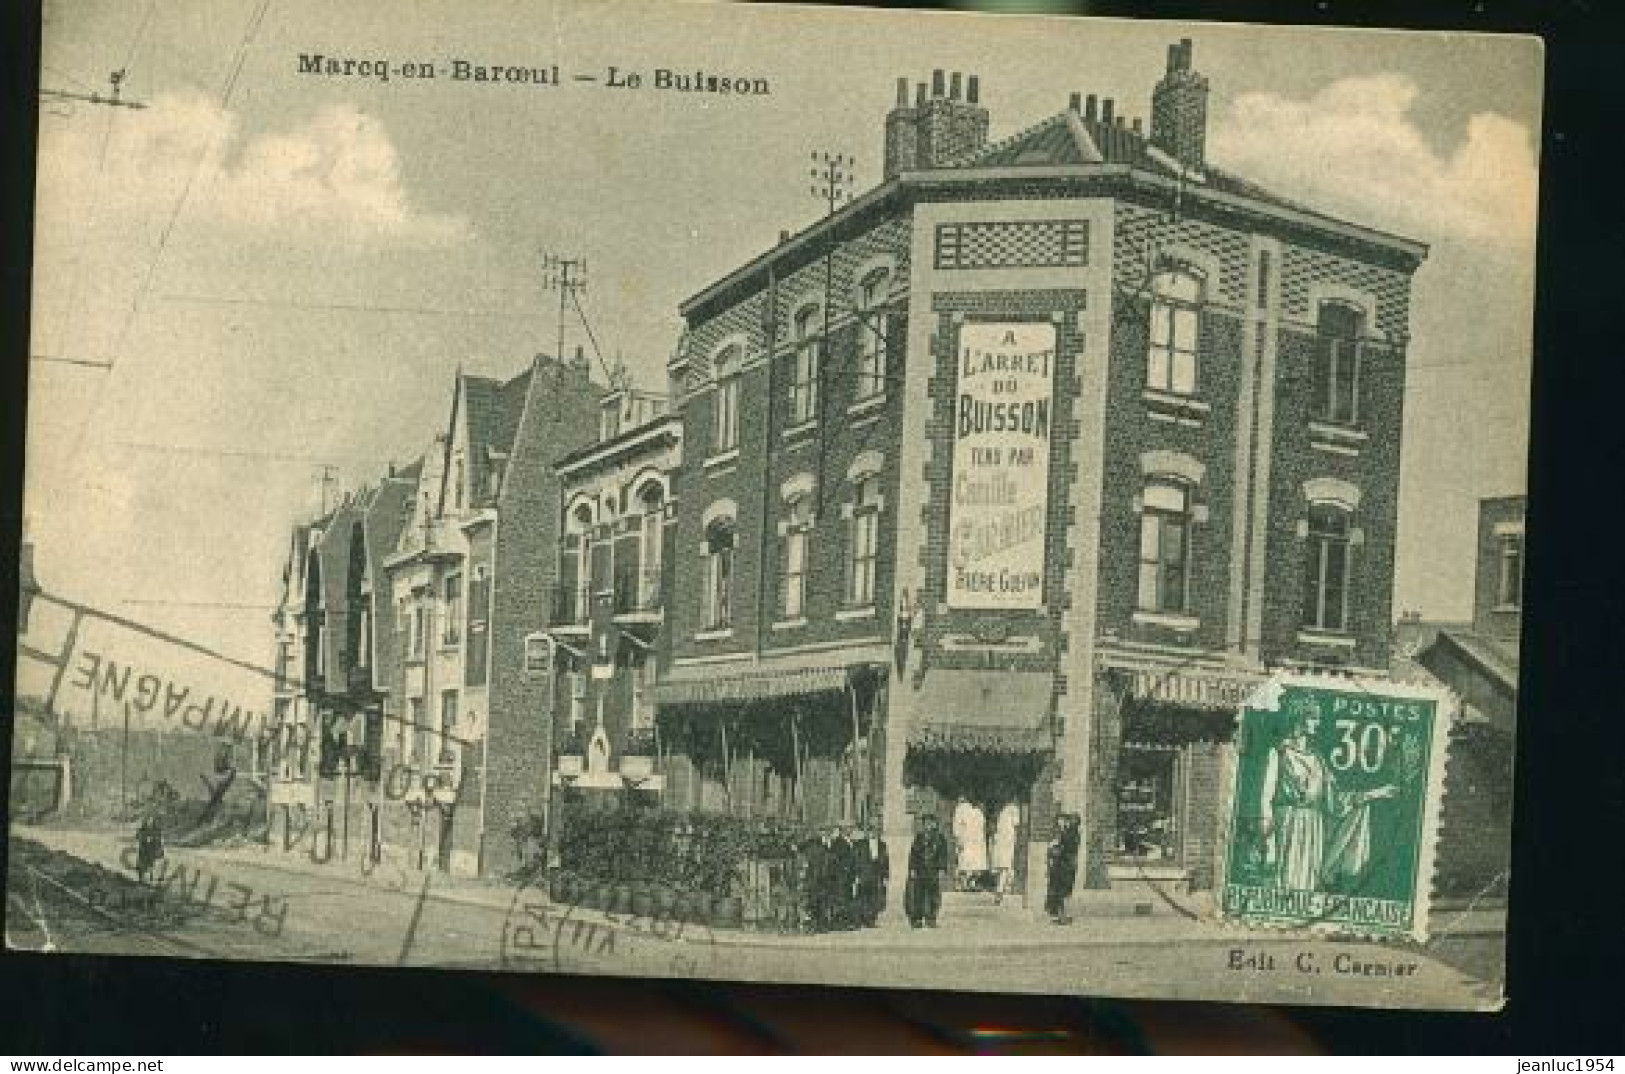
[907,671,1053,753]
[653,666,851,707]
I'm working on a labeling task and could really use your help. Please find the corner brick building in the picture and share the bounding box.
[652,41,1427,906]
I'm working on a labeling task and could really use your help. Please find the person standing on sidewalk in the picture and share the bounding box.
[905,813,950,928]
[990,801,1020,904]
[1044,813,1081,924]
[854,825,889,927]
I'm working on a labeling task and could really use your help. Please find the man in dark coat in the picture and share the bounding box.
[853,824,890,927]
[802,831,831,933]
[1045,812,1081,924]
[830,825,859,930]
[904,813,950,928]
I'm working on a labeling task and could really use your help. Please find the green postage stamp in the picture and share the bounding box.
[1220,674,1454,942]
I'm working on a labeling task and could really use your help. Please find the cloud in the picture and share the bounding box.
[1208,74,1538,249]
[36,90,468,246]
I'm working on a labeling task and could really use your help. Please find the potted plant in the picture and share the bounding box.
[619,727,657,781]
[556,724,588,778]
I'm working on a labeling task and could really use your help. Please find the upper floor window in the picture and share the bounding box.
[1148,269,1202,396]
[780,493,814,620]
[356,598,373,670]
[712,345,742,453]
[790,306,821,425]
[636,482,665,608]
[847,475,883,607]
[442,573,463,646]
[408,597,426,661]
[1303,503,1353,632]
[855,268,891,400]
[438,689,459,764]
[1315,302,1363,426]
[1138,481,1192,614]
[1497,534,1524,609]
[703,517,736,630]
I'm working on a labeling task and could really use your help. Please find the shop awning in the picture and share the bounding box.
[653,666,851,707]
[907,671,1053,753]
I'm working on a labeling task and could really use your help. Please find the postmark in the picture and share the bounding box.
[498,871,718,980]
[1218,672,1454,942]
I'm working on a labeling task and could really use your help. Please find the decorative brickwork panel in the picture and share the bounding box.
[1114,203,1251,308]
[934,220,1089,270]
[1282,244,1411,341]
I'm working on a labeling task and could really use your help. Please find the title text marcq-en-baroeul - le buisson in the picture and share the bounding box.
[297,54,772,95]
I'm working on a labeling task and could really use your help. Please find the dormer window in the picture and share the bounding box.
[1147,269,1202,396]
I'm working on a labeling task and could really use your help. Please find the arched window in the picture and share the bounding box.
[847,475,883,606]
[1138,481,1192,614]
[780,491,814,619]
[712,344,742,453]
[1303,503,1353,631]
[1315,302,1364,425]
[703,516,737,630]
[790,306,821,424]
[559,502,595,625]
[636,481,665,609]
[855,268,891,400]
[1147,269,1202,395]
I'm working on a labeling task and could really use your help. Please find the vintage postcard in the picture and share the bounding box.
[13,0,1538,1010]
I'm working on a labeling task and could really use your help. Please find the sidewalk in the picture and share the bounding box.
[16,824,1506,953]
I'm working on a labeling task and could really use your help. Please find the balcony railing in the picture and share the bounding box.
[549,583,593,627]
[613,567,664,616]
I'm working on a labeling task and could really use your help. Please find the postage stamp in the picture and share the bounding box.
[1219,673,1454,942]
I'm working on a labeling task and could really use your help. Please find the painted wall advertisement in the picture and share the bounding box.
[947,321,1056,610]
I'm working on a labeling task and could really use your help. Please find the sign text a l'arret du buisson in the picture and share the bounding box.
[948,322,1056,610]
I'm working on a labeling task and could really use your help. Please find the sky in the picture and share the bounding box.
[26,0,1542,664]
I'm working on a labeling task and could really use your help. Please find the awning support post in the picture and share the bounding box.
[720,718,733,816]
[790,709,805,824]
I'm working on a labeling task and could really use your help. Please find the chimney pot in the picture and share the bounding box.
[967,74,980,104]
[895,77,908,107]
[1167,42,1180,74]
[1132,117,1143,134]
[1085,94,1098,121]
[932,69,945,97]
[916,81,926,106]
[1102,97,1115,124]
[1069,91,1081,112]
[949,71,962,100]
[779,229,791,243]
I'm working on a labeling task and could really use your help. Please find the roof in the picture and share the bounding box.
[679,106,1424,322]
[968,107,1322,221]
[1434,629,1521,691]
[460,367,533,506]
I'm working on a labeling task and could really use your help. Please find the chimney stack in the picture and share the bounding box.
[1150,37,1209,171]
[884,69,991,179]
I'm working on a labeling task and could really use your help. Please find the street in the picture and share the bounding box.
[6,825,1503,1010]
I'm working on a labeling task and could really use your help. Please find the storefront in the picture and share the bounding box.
[1100,664,1257,890]
[652,663,888,828]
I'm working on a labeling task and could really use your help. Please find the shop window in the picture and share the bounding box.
[1315,301,1363,426]
[1114,747,1181,864]
[1497,534,1524,609]
[855,268,890,400]
[847,476,882,607]
[703,518,736,630]
[790,305,821,425]
[1147,269,1202,396]
[780,493,813,619]
[630,661,655,732]
[568,671,588,736]
[1303,502,1353,632]
[1137,482,1192,614]
[712,344,741,454]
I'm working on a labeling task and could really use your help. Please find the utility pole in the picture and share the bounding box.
[808,151,855,520]
[39,69,148,111]
[541,252,588,370]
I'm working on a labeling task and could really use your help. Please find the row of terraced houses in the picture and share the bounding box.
[261,42,1507,906]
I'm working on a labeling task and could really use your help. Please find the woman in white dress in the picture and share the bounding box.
[989,801,1020,901]
[951,798,988,888]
